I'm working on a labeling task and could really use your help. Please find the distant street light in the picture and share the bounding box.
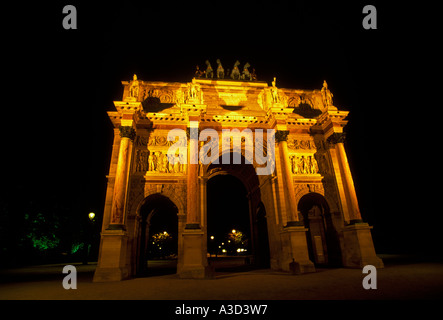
[232,229,236,234]
[210,236,215,240]
[84,212,96,265]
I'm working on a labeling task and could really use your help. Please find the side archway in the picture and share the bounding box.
[135,193,179,276]
[297,192,342,266]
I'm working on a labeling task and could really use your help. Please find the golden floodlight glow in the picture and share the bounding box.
[89,212,95,220]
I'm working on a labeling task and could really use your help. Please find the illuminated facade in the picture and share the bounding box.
[93,73,383,281]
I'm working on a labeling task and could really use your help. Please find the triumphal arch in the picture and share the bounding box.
[93,63,383,281]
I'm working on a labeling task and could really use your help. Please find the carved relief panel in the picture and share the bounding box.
[134,131,187,175]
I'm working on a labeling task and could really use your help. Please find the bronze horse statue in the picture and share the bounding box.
[241,62,252,80]
[230,60,241,80]
[205,60,214,78]
[216,59,224,79]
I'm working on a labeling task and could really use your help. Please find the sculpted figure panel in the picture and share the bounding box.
[146,150,186,174]
[290,155,319,175]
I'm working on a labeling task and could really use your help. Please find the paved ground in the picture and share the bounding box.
[0,255,442,300]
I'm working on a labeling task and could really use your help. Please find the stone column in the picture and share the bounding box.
[276,130,299,224]
[186,123,200,229]
[327,133,361,222]
[108,126,135,228]
[276,130,315,274]
[327,132,383,268]
[93,125,135,282]
[199,176,207,228]
[179,122,212,278]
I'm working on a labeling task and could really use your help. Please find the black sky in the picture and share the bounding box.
[1,1,440,256]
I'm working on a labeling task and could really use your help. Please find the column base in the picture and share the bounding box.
[178,228,214,279]
[179,265,215,279]
[342,223,384,268]
[280,225,316,274]
[93,230,130,282]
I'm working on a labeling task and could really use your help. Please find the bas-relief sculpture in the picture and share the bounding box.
[290,154,319,175]
[93,70,383,282]
[147,151,186,174]
[135,149,186,174]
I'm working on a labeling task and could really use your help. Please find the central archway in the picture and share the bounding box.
[205,152,270,270]
[207,174,250,257]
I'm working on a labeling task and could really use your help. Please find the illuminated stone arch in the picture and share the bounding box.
[294,183,339,216]
[141,183,186,216]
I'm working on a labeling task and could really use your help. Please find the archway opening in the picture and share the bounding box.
[207,174,252,271]
[255,202,271,268]
[298,192,342,267]
[206,152,270,271]
[137,193,178,277]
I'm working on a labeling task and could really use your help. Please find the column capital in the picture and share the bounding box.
[119,126,136,140]
[275,130,289,143]
[326,132,346,145]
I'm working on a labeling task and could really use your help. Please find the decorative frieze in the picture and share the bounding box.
[146,151,186,174]
[142,87,176,104]
[287,138,315,151]
[290,154,319,175]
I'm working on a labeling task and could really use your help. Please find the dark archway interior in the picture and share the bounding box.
[298,193,341,267]
[137,194,178,276]
[206,152,270,271]
[207,174,250,253]
[256,202,271,268]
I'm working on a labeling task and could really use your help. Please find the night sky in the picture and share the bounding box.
[1,1,440,262]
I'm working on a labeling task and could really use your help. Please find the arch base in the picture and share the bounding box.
[342,223,384,268]
[93,231,131,282]
[280,225,316,274]
[178,229,215,279]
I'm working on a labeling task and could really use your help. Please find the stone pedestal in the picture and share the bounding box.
[342,223,384,268]
[93,230,130,282]
[178,228,214,279]
[281,226,315,274]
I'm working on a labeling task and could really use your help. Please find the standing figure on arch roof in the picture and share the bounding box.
[129,74,139,98]
[321,80,334,106]
[270,77,280,103]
